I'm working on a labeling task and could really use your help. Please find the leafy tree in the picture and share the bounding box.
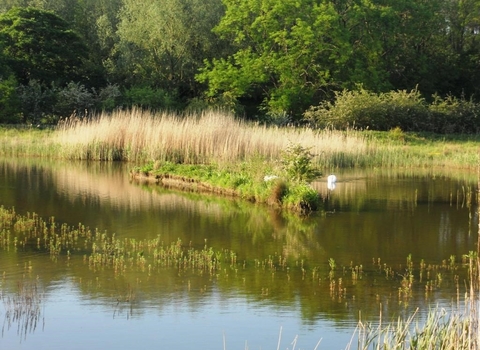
[115,0,226,97]
[197,0,393,119]
[0,7,91,86]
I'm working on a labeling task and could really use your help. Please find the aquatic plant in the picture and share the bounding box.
[1,279,44,339]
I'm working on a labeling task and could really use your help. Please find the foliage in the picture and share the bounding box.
[17,80,57,124]
[53,82,97,118]
[0,7,91,86]
[304,87,429,131]
[115,0,226,95]
[122,86,178,110]
[197,0,350,119]
[0,75,20,123]
[282,183,320,213]
[430,95,480,134]
[280,143,320,183]
[97,84,121,112]
[15,80,123,124]
[0,0,480,122]
[305,87,480,134]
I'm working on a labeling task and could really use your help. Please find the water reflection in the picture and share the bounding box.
[0,157,478,348]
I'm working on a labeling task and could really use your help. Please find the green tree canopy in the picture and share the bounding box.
[115,0,226,96]
[197,0,353,118]
[0,7,91,86]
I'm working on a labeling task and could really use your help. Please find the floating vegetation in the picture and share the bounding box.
[1,205,477,307]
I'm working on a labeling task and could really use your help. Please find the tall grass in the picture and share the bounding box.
[53,109,366,167]
[2,109,479,169]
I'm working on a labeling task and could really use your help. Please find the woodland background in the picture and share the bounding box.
[0,0,479,131]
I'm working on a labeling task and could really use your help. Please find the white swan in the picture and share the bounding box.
[327,174,336,190]
[327,174,337,183]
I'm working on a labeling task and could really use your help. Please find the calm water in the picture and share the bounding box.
[0,157,478,349]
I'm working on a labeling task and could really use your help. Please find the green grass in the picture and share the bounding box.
[131,160,320,213]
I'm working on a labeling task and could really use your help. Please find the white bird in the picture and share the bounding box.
[264,175,279,182]
[327,174,337,190]
[327,174,337,183]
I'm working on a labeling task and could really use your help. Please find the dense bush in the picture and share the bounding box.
[304,88,480,134]
[15,81,123,124]
[429,95,480,134]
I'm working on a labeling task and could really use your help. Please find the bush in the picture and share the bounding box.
[430,95,480,134]
[304,87,429,131]
[304,88,386,130]
[304,87,480,134]
[53,82,96,119]
[97,84,121,112]
[17,79,57,124]
[280,143,320,183]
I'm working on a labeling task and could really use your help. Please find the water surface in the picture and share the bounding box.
[0,157,478,349]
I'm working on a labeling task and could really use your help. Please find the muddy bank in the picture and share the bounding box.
[130,171,242,198]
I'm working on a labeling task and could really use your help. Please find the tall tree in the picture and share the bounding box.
[0,7,92,86]
[197,0,398,118]
[115,0,225,96]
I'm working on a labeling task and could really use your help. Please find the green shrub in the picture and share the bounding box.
[97,84,121,112]
[430,95,480,134]
[53,82,96,118]
[382,89,429,131]
[17,79,57,124]
[304,87,430,131]
[280,143,320,183]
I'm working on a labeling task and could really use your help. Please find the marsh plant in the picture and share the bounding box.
[1,109,479,169]
[279,142,320,183]
[1,280,44,339]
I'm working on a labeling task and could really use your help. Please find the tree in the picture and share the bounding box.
[197,0,390,119]
[0,7,91,86]
[115,0,226,97]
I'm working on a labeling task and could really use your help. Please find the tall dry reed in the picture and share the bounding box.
[54,109,367,166]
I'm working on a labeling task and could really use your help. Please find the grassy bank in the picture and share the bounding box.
[1,109,479,169]
[130,159,320,213]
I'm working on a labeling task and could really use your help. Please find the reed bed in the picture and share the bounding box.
[2,109,479,169]
[53,109,367,167]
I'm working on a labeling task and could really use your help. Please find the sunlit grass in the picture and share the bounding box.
[52,109,367,167]
[2,109,479,169]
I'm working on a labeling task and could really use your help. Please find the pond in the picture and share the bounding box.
[0,157,478,349]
